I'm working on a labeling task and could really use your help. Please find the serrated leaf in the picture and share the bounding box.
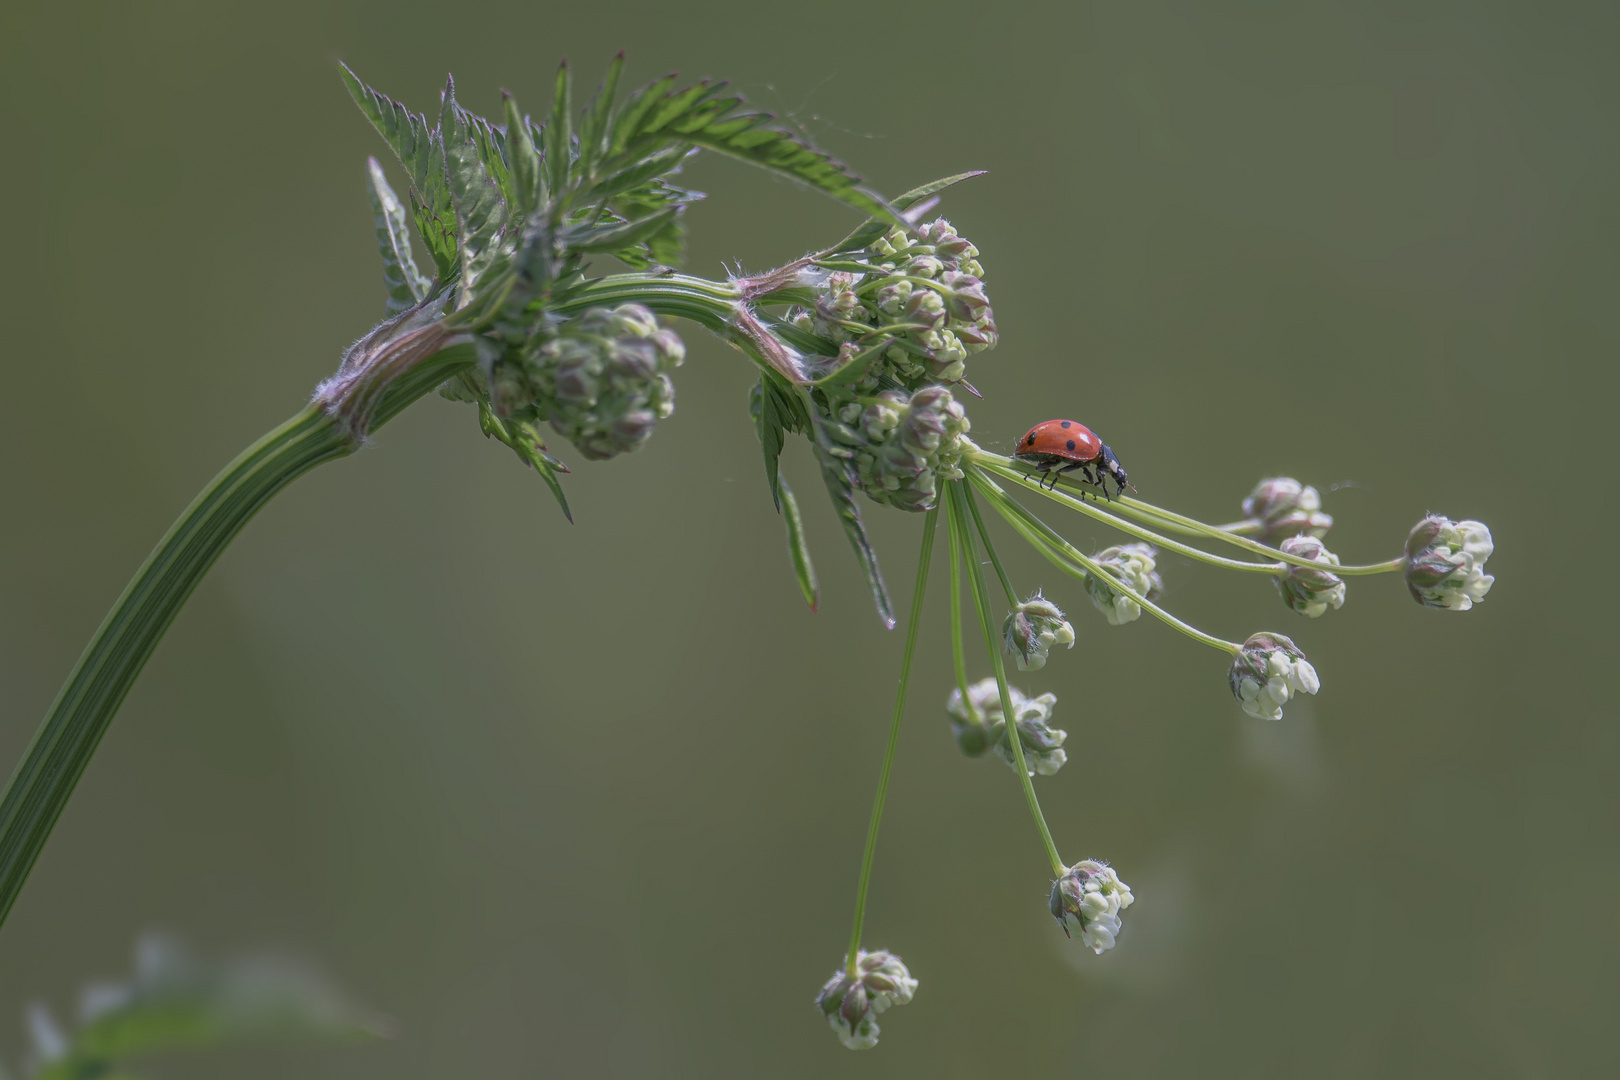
[440,77,510,296]
[365,157,431,316]
[502,93,541,220]
[576,51,624,183]
[810,410,894,628]
[749,378,786,511]
[479,403,573,522]
[339,64,458,280]
[564,206,680,253]
[604,175,699,269]
[777,477,819,612]
[463,108,514,208]
[829,171,987,254]
[545,61,573,205]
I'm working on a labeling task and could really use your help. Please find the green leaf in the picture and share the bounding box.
[604,175,699,269]
[545,61,573,205]
[829,171,987,254]
[777,477,819,612]
[502,92,541,220]
[364,157,431,316]
[564,206,680,254]
[749,378,785,511]
[810,409,895,628]
[604,76,904,226]
[576,51,625,183]
[339,63,457,280]
[462,108,514,208]
[439,76,510,295]
[479,403,573,522]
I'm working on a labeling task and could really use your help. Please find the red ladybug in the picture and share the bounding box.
[1014,419,1129,497]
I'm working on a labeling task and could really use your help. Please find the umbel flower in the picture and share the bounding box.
[946,677,1067,776]
[815,950,918,1050]
[1404,516,1495,610]
[1050,861,1135,954]
[0,54,1505,1059]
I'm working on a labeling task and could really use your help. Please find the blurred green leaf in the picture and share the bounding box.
[502,92,542,221]
[365,157,431,316]
[810,410,894,628]
[830,171,987,254]
[479,403,573,523]
[545,61,574,208]
[575,52,624,183]
[777,477,819,613]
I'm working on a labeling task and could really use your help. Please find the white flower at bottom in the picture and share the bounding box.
[946,677,1067,775]
[1228,632,1320,720]
[815,950,917,1050]
[1241,477,1333,544]
[1003,593,1076,670]
[1404,516,1495,611]
[1049,860,1135,955]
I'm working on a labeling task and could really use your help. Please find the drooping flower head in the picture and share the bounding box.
[1228,631,1320,720]
[1085,543,1162,625]
[815,949,918,1050]
[1003,593,1076,670]
[1275,535,1347,618]
[1241,478,1333,545]
[1049,860,1135,954]
[821,385,971,511]
[1404,516,1494,611]
[945,677,1067,776]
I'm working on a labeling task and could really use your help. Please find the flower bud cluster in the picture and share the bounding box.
[792,218,997,389]
[515,304,685,461]
[946,677,1067,776]
[1049,860,1135,954]
[815,950,917,1050]
[1275,535,1346,618]
[820,385,971,511]
[1404,516,1494,610]
[1085,544,1162,625]
[1229,632,1320,720]
[1241,478,1333,544]
[1002,593,1076,670]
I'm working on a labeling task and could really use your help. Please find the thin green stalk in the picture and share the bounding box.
[0,343,477,933]
[962,477,1019,605]
[972,452,1404,575]
[967,468,1240,655]
[950,483,1065,878]
[846,508,938,975]
[946,509,972,707]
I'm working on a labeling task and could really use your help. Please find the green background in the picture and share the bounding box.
[1,0,1614,1075]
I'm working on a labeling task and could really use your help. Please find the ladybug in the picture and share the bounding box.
[1014,419,1129,497]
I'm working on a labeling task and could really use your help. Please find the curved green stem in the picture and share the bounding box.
[0,343,477,933]
[950,482,1065,878]
[846,509,938,975]
[967,468,1240,655]
[962,481,1018,605]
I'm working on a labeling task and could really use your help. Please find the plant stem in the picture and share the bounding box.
[962,480,1019,605]
[967,468,1241,655]
[846,508,938,975]
[946,513,972,707]
[0,344,477,933]
[950,483,1065,878]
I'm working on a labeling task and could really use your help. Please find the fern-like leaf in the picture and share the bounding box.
[365,157,431,316]
[810,411,894,628]
[502,92,542,220]
[545,61,573,205]
[439,76,509,295]
[575,51,624,183]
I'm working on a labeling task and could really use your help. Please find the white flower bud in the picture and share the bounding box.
[1241,478,1333,544]
[945,677,1067,775]
[1085,544,1162,625]
[1404,516,1495,611]
[1275,535,1346,618]
[1002,593,1076,670]
[815,950,917,1050]
[1049,860,1135,954]
[1229,632,1320,720]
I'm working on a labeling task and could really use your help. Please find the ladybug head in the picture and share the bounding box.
[1098,444,1129,498]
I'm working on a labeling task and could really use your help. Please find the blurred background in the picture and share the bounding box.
[0,0,1614,1075]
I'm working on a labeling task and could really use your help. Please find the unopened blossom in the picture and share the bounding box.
[820,385,971,512]
[946,677,1067,776]
[1275,535,1346,618]
[1085,544,1162,625]
[1228,632,1320,720]
[1049,860,1135,954]
[1404,516,1494,611]
[1003,593,1076,670]
[1241,478,1333,544]
[815,950,917,1050]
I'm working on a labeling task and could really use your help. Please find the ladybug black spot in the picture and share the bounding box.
[1027,434,1036,444]
[1066,439,1076,451]
[1060,421,1072,429]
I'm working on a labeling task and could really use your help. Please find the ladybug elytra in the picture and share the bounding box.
[1014,419,1129,498]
